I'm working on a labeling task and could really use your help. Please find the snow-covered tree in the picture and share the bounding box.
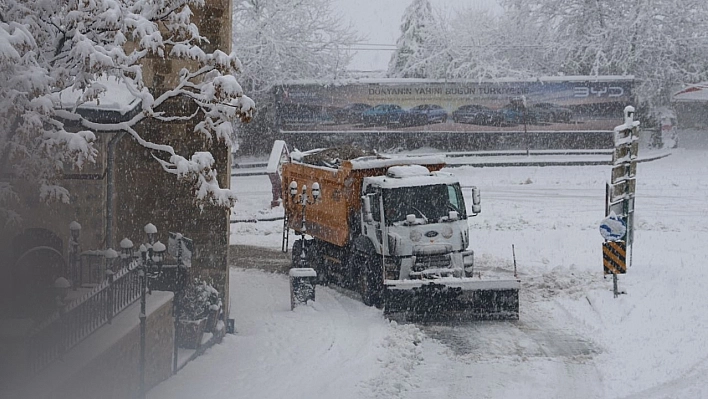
[231,0,359,154]
[388,0,440,78]
[0,0,254,225]
[232,0,360,96]
[437,9,537,80]
[501,0,708,112]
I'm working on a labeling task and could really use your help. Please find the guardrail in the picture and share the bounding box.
[26,260,142,374]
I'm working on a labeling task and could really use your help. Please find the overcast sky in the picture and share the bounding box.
[332,0,502,72]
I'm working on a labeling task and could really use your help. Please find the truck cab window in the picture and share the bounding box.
[365,186,381,222]
[447,184,467,219]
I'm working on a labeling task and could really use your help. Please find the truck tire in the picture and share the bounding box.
[357,252,383,308]
[307,241,329,285]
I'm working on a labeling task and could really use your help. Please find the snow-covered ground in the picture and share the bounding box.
[149,134,708,399]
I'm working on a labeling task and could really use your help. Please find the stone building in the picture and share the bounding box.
[0,2,236,394]
[0,0,235,322]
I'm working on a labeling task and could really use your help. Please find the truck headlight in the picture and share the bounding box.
[441,226,453,238]
[410,229,422,242]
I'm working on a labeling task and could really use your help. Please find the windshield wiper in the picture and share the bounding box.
[446,203,460,213]
[411,206,428,223]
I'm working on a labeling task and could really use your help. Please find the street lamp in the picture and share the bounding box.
[288,180,320,268]
[138,224,164,399]
[120,238,134,269]
[137,242,148,399]
[104,248,118,275]
[144,223,157,245]
[152,241,166,274]
[69,221,81,240]
[54,277,71,308]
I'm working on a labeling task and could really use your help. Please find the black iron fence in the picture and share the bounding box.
[26,259,142,374]
[24,223,196,378]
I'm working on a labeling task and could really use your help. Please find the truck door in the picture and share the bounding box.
[362,186,384,250]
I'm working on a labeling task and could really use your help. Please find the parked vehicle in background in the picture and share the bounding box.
[279,103,332,126]
[362,104,412,126]
[333,103,372,124]
[529,102,573,123]
[499,103,538,125]
[408,104,448,125]
[452,104,503,126]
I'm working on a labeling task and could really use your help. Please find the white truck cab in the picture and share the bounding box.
[360,165,481,281]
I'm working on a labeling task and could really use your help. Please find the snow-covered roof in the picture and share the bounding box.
[672,83,708,102]
[288,146,446,171]
[349,155,445,170]
[366,171,459,189]
[53,75,141,115]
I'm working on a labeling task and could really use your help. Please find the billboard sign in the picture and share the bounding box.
[274,77,634,133]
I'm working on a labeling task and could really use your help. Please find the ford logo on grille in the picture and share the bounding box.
[424,231,438,238]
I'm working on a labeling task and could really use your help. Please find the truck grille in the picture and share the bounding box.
[412,254,451,271]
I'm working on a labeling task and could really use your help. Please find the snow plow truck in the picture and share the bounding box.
[279,145,520,320]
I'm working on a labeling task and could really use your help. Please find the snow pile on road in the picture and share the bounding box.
[363,322,425,398]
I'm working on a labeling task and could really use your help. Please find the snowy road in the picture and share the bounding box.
[151,145,708,399]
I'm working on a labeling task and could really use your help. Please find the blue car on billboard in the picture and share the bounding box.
[499,103,539,125]
[362,104,412,126]
[408,104,448,125]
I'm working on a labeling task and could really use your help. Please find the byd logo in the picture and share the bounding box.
[573,86,625,98]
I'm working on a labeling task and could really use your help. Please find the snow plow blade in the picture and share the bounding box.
[383,278,520,321]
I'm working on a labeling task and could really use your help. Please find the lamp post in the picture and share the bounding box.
[137,223,165,399]
[137,243,147,399]
[152,241,166,275]
[104,248,118,274]
[69,221,81,290]
[144,223,157,245]
[54,277,71,308]
[172,234,187,373]
[288,181,320,268]
[120,238,134,269]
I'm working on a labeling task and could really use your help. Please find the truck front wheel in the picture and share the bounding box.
[356,252,383,308]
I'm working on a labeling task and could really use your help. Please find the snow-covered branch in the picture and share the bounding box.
[232,0,361,95]
[1,0,256,223]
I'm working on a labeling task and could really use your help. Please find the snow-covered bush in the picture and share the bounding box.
[180,278,222,321]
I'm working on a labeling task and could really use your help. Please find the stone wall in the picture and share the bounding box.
[115,0,235,316]
[0,291,174,399]
[0,0,235,322]
[112,116,231,312]
[45,292,174,399]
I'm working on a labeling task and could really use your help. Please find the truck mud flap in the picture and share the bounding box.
[383,282,519,321]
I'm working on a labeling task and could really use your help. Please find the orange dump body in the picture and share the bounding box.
[281,159,445,247]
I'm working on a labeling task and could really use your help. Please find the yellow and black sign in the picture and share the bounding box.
[603,241,627,275]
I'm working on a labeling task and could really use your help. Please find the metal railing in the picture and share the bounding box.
[26,260,142,374]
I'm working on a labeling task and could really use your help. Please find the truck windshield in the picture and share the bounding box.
[383,184,466,224]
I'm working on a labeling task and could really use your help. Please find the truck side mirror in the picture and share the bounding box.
[362,195,374,223]
[471,186,481,215]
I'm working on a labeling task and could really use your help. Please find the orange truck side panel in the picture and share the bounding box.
[281,160,445,248]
